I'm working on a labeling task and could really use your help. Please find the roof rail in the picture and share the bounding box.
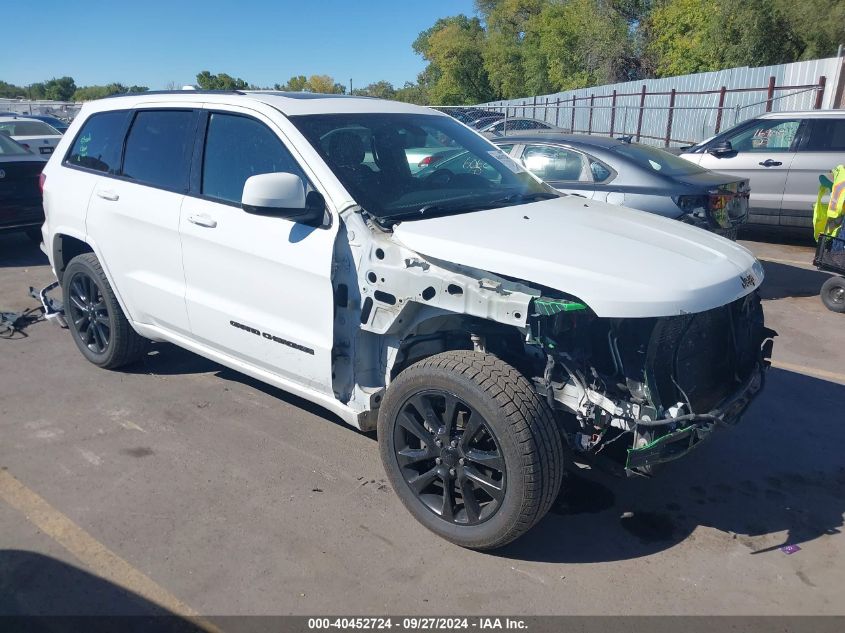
[100,89,246,100]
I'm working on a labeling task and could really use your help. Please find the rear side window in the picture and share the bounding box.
[121,110,195,191]
[803,119,845,151]
[201,113,305,205]
[65,111,130,173]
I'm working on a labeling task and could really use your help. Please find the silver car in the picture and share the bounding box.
[680,111,845,229]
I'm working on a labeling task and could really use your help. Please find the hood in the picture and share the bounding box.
[392,197,764,318]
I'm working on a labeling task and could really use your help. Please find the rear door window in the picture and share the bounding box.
[803,119,845,151]
[65,111,130,173]
[521,144,591,182]
[201,112,306,205]
[121,110,195,191]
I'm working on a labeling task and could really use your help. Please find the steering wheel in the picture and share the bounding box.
[424,168,454,187]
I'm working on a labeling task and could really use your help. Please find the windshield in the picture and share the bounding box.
[290,113,555,223]
[0,120,60,136]
[611,143,706,176]
[0,133,30,155]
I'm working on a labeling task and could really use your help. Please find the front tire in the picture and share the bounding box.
[821,276,845,313]
[378,351,565,550]
[62,253,149,368]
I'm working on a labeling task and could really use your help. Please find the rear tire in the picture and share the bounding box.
[378,351,565,550]
[62,253,149,368]
[821,276,845,313]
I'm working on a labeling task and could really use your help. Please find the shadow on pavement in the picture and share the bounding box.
[758,261,833,300]
[0,233,48,268]
[499,368,844,563]
[0,550,206,631]
[123,343,222,377]
[120,342,844,566]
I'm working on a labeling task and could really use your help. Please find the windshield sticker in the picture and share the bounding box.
[488,150,524,174]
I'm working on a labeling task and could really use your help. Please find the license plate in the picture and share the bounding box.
[39,146,53,155]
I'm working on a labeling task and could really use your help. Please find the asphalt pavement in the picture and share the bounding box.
[1,229,843,618]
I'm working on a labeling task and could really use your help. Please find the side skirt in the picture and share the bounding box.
[131,322,366,430]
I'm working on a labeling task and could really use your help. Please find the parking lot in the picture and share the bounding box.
[1,229,844,617]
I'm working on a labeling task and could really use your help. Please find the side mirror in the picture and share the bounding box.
[708,140,734,157]
[241,173,325,225]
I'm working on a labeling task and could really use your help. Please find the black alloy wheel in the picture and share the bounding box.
[378,351,565,550]
[61,253,149,369]
[67,271,111,354]
[393,390,506,525]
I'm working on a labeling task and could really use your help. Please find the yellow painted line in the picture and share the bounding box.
[771,359,845,384]
[0,469,222,632]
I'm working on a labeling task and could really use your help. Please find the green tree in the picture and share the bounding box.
[275,75,309,91]
[195,71,250,90]
[0,80,26,99]
[414,15,494,104]
[73,83,149,101]
[538,0,631,90]
[644,0,812,77]
[42,76,77,101]
[394,82,430,104]
[307,74,346,94]
[477,0,547,99]
[772,0,844,60]
[351,80,396,99]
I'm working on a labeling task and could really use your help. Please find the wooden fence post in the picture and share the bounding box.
[765,76,776,112]
[814,75,827,109]
[715,86,727,133]
[609,89,617,137]
[636,85,646,142]
[588,94,595,134]
[665,88,676,147]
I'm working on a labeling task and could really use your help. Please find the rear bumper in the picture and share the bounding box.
[626,358,768,470]
[0,202,44,232]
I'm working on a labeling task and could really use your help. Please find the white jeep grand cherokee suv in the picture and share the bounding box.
[40,91,774,549]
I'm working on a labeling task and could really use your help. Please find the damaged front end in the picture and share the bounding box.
[527,293,775,475]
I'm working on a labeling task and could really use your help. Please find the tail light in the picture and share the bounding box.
[418,154,444,168]
[673,193,734,228]
[39,172,46,193]
[673,195,707,216]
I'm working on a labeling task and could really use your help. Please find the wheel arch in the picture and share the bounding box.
[52,232,93,283]
[388,313,531,381]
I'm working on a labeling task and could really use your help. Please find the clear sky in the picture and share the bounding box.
[1,0,477,90]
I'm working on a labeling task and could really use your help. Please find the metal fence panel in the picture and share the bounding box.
[477,56,844,147]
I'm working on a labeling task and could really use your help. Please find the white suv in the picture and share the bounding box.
[40,91,774,549]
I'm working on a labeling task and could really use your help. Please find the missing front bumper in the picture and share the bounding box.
[625,362,766,471]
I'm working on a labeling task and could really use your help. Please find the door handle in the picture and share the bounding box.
[96,190,119,201]
[758,159,782,167]
[187,213,217,228]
